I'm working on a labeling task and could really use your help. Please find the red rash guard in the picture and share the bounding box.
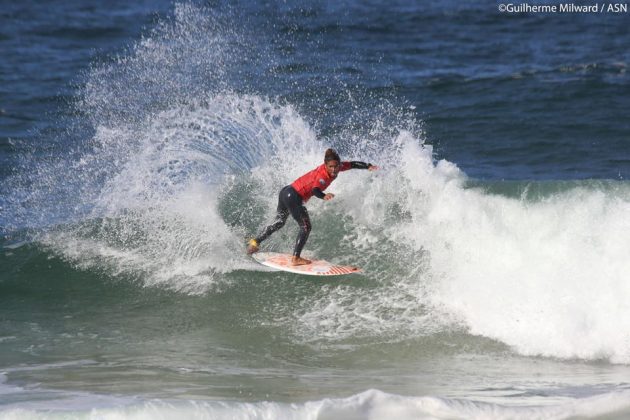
[291,162,352,202]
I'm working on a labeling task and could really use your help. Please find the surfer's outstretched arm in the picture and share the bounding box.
[346,161,378,171]
[311,161,378,201]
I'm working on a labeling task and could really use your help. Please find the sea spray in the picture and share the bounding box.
[37,94,325,293]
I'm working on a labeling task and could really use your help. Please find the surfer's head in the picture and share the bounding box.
[324,148,341,178]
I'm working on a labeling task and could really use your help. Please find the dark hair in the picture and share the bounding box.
[324,148,340,163]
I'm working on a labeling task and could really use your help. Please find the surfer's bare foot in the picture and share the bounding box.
[246,239,259,254]
[291,256,311,266]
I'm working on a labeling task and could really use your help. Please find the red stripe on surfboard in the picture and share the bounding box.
[331,266,344,275]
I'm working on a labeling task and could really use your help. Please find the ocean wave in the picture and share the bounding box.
[2,0,630,366]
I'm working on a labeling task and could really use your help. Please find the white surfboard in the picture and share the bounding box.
[252,252,361,276]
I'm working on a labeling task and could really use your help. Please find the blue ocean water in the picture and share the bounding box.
[1,1,630,418]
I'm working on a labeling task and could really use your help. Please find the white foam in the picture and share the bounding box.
[2,389,630,420]
[397,147,630,362]
[287,130,630,364]
[390,135,630,362]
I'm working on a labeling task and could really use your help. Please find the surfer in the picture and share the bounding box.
[247,148,378,265]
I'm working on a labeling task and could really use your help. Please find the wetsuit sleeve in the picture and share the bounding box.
[312,187,326,199]
[349,161,371,169]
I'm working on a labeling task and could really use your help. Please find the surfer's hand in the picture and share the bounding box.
[323,193,335,201]
[368,164,379,171]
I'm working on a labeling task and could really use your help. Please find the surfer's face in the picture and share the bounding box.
[325,160,340,178]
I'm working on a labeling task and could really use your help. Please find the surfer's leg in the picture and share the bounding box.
[274,186,311,264]
[252,187,291,247]
[289,206,311,264]
[255,205,289,244]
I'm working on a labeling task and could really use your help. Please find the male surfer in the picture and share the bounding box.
[247,148,378,265]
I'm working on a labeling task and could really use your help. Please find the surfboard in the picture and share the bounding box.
[252,252,361,276]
